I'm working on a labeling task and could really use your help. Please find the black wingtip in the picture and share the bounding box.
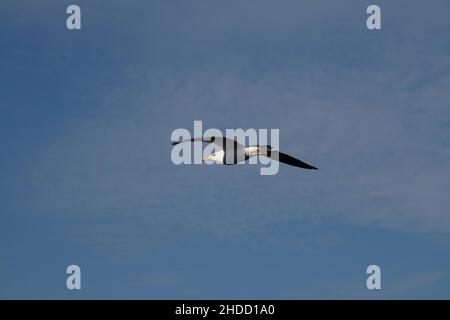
[171,141,181,146]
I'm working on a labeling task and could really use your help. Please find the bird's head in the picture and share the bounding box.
[202,152,220,163]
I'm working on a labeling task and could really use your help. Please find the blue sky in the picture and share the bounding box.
[1,0,450,299]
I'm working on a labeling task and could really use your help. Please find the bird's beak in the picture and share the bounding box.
[202,156,211,162]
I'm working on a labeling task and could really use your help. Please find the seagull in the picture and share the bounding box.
[172,136,318,170]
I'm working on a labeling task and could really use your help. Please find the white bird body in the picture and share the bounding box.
[206,146,265,164]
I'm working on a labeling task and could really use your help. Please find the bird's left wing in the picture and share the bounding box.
[172,136,213,145]
[171,136,245,149]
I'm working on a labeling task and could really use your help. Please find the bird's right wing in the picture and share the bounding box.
[268,150,318,170]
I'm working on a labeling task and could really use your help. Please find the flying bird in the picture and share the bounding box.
[172,136,318,170]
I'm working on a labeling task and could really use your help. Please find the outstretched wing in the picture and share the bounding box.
[171,136,245,149]
[268,150,318,170]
